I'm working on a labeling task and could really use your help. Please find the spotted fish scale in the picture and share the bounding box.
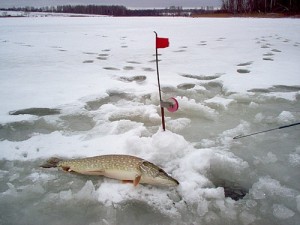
[58,155,142,173]
[41,154,179,187]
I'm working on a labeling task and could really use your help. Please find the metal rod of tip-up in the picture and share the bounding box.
[233,122,300,140]
[154,31,169,131]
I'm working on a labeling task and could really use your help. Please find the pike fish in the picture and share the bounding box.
[41,154,179,187]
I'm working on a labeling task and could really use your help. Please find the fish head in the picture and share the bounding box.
[139,161,179,187]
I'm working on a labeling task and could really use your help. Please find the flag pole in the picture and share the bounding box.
[154,31,166,131]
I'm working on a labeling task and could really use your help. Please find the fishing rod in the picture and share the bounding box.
[233,122,300,139]
[153,31,179,131]
[154,31,165,131]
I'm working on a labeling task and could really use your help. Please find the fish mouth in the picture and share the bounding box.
[169,178,180,186]
[173,179,180,186]
[160,176,180,187]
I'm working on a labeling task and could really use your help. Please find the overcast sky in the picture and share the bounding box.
[0,0,222,8]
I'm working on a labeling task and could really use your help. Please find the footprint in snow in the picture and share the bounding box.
[263,57,274,61]
[216,37,226,41]
[103,67,120,71]
[177,83,196,90]
[263,52,274,56]
[123,66,135,71]
[83,60,94,64]
[237,61,253,66]
[173,49,186,53]
[199,41,207,45]
[261,44,271,49]
[97,53,109,60]
[237,69,251,74]
[143,67,155,72]
[118,75,147,83]
[271,49,281,53]
[181,74,222,80]
[236,61,252,74]
[248,85,300,93]
[97,56,108,60]
[83,52,97,55]
[126,61,142,64]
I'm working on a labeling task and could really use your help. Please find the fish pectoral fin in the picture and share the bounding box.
[122,180,133,184]
[133,175,141,187]
[122,176,141,186]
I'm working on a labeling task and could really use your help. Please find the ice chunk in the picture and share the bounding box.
[272,204,295,219]
[214,199,237,220]
[21,183,45,194]
[204,211,221,224]
[151,130,189,157]
[288,153,300,167]
[97,182,179,218]
[296,146,300,154]
[204,96,235,110]
[220,120,250,140]
[75,180,97,200]
[8,173,20,182]
[245,199,257,208]
[265,92,298,101]
[277,111,295,124]
[197,198,209,216]
[167,118,191,132]
[254,113,264,123]
[59,189,73,201]
[249,102,259,109]
[251,188,266,200]
[176,149,213,193]
[210,151,249,177]
[202,187,225,199]
[126,130,190,165]
[239,211,256,225]
[26,172,56,183]
[4,182,17,195]
[253,152,277,165]
[177,96,218,120]
[296,195,300,212]
[250,177,296,200]
[263,152,277,164]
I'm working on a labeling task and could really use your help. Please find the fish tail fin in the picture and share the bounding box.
[40,157,61,168]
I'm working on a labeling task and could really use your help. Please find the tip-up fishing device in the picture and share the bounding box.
[154,31,179,131]
[233,122,300,139]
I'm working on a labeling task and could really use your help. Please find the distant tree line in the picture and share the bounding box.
[221,0,300,13]
[0,5,210,17]
[56,5,127,16]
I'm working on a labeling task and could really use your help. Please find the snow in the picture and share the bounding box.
[273,204,295,219]
[0,16,300,225]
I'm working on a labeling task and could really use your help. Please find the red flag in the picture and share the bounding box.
[156,37,169,49]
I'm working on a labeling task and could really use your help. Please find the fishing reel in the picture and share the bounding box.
[160,97,179,112]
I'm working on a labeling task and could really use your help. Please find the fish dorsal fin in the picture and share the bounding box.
[140,161,160,177]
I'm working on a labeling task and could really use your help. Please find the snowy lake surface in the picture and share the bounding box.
[0,16,300,225]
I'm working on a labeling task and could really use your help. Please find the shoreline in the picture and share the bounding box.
[192,12,300,18]
[1,10,300,18]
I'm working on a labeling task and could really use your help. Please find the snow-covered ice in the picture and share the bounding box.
[0,16,299,225]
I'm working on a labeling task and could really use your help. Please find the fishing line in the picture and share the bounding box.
[233,122,300,139]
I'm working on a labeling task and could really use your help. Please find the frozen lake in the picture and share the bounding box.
[0,16,300,225]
